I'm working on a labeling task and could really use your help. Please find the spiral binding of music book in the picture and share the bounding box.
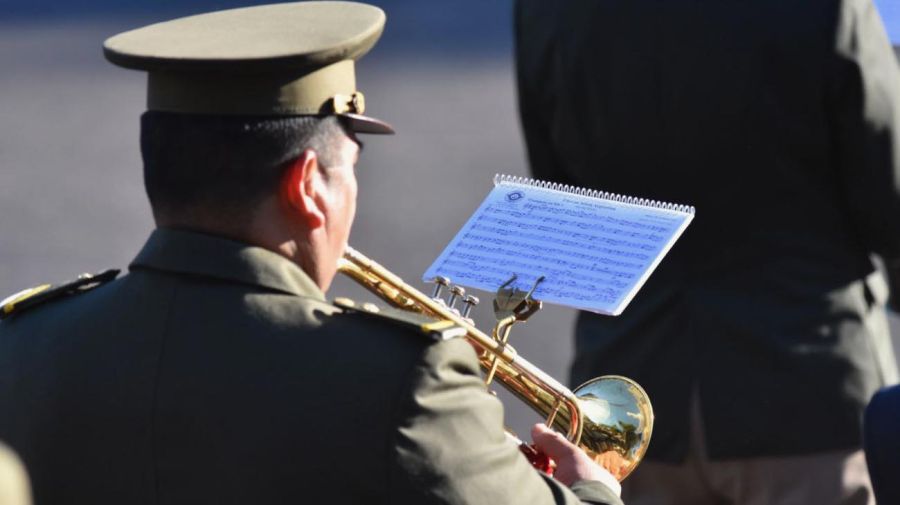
[424,175,695,315]
[493,174,696,215]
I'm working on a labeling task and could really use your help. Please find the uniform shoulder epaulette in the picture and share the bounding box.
[0,269,120,320]
[332,297,467,341]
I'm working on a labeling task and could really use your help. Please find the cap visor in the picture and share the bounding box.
[342,113,394,134]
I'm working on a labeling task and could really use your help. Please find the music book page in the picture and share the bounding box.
[423,175,695,315]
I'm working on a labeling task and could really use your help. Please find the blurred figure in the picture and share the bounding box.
[515,0,900,504]
[864,384,900,504]
[0,442,30,505]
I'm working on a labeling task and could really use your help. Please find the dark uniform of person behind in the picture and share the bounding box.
[864,384,900,504]
[516,0,900,504]
[0,3,623,504]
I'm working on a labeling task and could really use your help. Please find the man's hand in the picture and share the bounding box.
[531,423,622,496]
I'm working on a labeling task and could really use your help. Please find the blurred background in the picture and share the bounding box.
[0,0,898,437]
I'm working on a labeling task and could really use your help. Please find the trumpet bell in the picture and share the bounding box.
[574,375,654,481]
[338,246,653,480]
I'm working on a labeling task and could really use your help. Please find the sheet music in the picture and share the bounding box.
[423,179,694,315]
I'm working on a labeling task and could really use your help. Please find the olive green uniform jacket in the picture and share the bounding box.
[0,229,620,505]
[516,0,900,462]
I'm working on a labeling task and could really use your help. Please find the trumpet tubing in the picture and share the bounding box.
[338,245,653,481]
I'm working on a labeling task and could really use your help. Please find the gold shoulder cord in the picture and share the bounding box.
[1,285,52,317]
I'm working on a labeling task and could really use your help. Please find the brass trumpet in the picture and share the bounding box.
[338,245,653,481]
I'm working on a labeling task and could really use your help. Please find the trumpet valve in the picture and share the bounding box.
[461,295,480,318]
[447,285,466,310]
[430,276,451,300]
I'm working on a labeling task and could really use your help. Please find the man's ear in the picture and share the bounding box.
[281,149,325,229]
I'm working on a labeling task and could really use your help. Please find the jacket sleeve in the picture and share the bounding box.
[864,385,900,504]
[830,0,900,307]
[387,337,623,505]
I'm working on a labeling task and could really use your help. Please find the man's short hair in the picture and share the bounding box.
[140,112,349,225]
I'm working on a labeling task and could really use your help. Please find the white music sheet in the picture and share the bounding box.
[423,180,693,315]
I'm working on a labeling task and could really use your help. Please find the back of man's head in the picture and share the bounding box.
[112,2,392,234]
[140,113,348,229]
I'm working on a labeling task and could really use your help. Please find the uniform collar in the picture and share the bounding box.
[130,227,325,301]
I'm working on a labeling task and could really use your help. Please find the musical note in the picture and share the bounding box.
[424,179,694,314]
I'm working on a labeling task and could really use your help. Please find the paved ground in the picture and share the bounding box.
[2,12,899,438]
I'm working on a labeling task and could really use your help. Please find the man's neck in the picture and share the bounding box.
[154,214,327,290]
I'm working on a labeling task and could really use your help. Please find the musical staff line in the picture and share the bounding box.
[423,176,694,314]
